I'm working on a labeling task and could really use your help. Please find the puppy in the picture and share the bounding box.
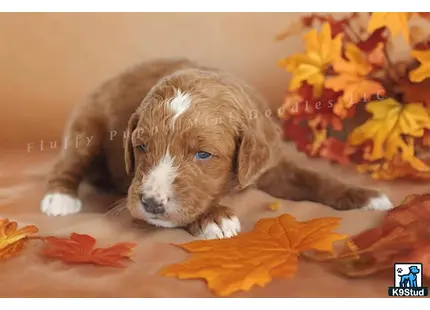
[40,58,393,239]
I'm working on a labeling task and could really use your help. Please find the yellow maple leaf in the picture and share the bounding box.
[325,43,385,118]
[159,213,347,296]
[308,117,327,155]
[279,22,343,97]
[0,218,39,259]
[367,12,413,44]
[357,155,430,181]
[409,49,430,83]
[349,98,430,171]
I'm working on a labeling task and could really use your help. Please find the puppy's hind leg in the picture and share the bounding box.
[41,111,104,216]
[256,159,394,211]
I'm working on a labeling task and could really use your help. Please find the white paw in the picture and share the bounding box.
[199,216,241,239]
[363,194,394,211]
[40,193,82,216]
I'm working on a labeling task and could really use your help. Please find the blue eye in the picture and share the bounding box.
[195,151,213,160]
[138,144,147,152]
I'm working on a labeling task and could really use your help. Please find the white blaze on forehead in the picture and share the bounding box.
[141,151,177,204]
[169,89,191,128]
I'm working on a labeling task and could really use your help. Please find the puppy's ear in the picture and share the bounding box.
[124,113,139,176]
[236,119,278,188]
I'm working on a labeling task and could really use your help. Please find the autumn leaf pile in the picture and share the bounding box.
[277,12,430,180]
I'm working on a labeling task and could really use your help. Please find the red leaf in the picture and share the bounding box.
[357,27,387,52]
[287,84,341,115]
[292,84,344,130]
[414,40,430,51]
[396,78,430,107]
[283,120,311,153]
[348,140,374,164]
[41,233,137,268]
[319,138,352,165]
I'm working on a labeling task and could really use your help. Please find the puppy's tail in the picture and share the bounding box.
[255,159,393,211]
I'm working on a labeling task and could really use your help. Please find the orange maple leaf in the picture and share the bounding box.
[159,214,348,296]
[367,12,413,44]
[0,218,39,259]
[409,49,430,83]
[355,156,430,181]
[41,233,137,268]
[325,42,385,118]
[367,42,386,67]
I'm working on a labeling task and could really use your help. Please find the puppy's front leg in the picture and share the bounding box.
[186,205,241,239]
[40,112,103,216]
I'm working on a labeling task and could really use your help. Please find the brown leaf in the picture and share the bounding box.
[395,78,430,107]
[418,12,430,22]
[402,240,430,278]
[326,193,430,277]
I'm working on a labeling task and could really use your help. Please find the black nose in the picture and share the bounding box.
[142,197,164,214]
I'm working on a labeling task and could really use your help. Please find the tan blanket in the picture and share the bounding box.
[1,144,428,297]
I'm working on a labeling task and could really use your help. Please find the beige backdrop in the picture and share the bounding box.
[0,12,310,148]
[3,13,430,298]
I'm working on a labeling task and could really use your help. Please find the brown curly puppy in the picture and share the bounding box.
[40,58,393,239]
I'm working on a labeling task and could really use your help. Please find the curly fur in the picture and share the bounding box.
[40,58,394,239]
